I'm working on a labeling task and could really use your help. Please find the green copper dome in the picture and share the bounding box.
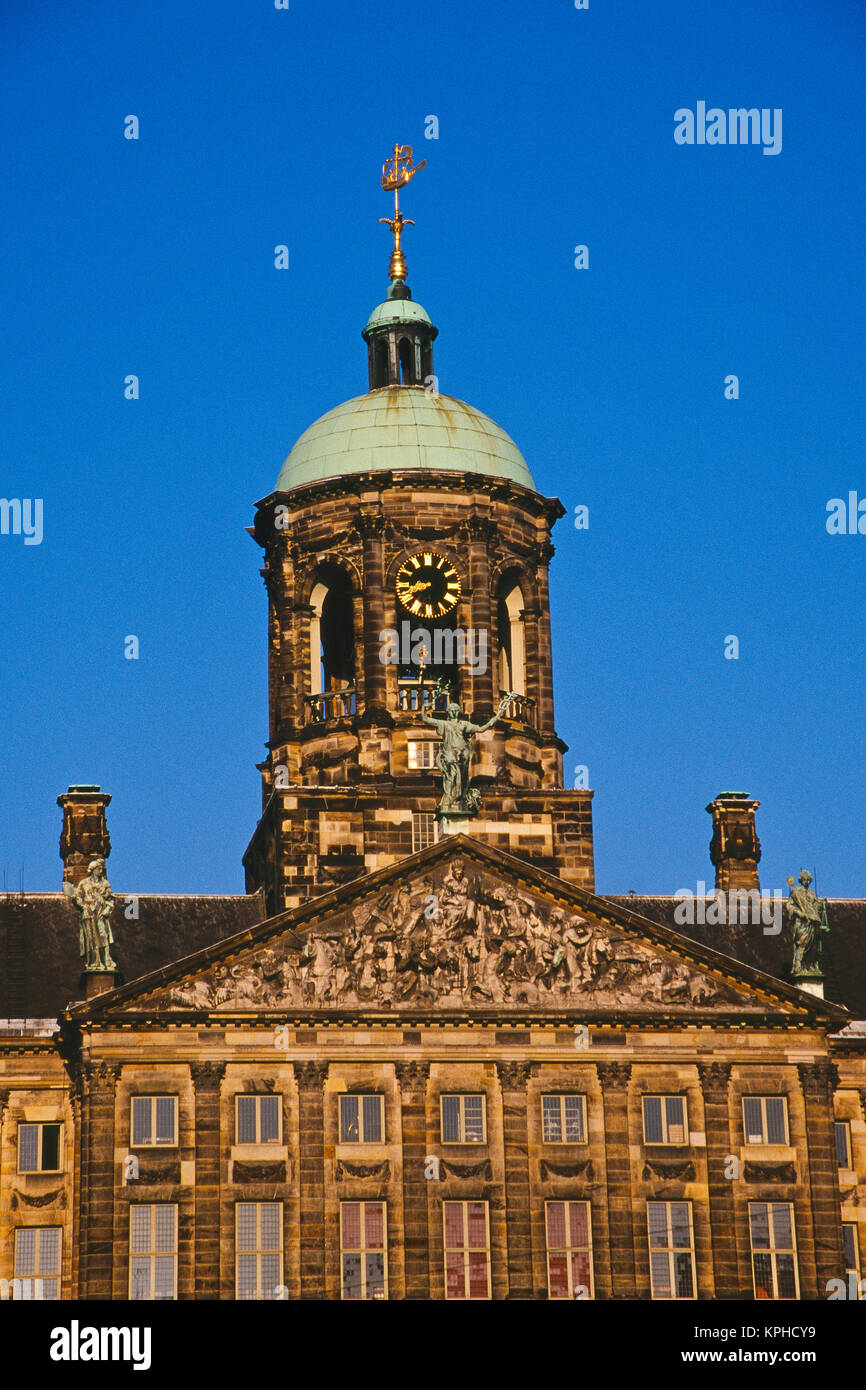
[363,298,433,333]
[275,387,536,491]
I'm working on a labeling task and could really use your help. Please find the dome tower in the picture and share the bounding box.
[244,147,594,914]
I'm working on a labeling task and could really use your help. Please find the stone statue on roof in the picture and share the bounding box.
[786,870,829,980]
[63,856,117,972]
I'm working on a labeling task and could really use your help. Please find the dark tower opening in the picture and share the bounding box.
[373,339,389,389]
[398,336,415,385]
[320,570,355,690]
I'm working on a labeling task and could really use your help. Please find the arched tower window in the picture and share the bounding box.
[398,336,415,385]
[309,569,355,695]
[372,339,389,389]
[497,581,526,696]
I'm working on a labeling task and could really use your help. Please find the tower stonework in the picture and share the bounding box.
[706,791,761,893]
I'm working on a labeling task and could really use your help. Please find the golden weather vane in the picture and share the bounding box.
[379,143,426,283]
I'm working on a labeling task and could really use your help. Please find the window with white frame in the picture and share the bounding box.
[18,1122,62,1173]
[408,741,435,770]
[545,1201,593,1299]
[835,1120,853,1169]
[743,1096,788,1145]
[647,1201,696,1299]
[131,1096,178,1147]
[340,1201,387,1300]
[236,1094,281,1145]
[129,1205,178,1301]
[441,1094,486,1144]
[411,812,437,852]
[236,1203,282,1301]
[443,1201,491,1300]
[749,1202,799,1299]
[842,1224,862,1298]
[642,1095,687,1145]
[14,1228,61,1300]
[541,1094,586,1144]
[339,1094,384,1144]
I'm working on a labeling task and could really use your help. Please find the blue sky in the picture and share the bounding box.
[1,0,864,899]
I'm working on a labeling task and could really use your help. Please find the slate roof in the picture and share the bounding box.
[0,892,266,1019]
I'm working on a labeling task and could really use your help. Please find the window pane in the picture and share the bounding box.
[674,1251,694,1298]
[236,1252,257,1300]
[569,1202,589,1248]
[743,1097,764,1143]
[341,1203,361,1248]
[564,1096,585,1142]
[154,1206,175,1253]
[775,1253,797,1299]
[260,1096,280,1144]
[445,1250,465,1298]
[130,1207,151,1253]
[132,1098,151,1146]
[18,1124,39,1172]
[441,1096,460,1143]
[39,1278,59,1301]
[643,1097,663,1143]
[647,1203,668,1248]
[237,1096,257,1144]
[236,1204,257,1252]
[752,1252,774,1299]
[15,1229,36,1276]
[155,1097,175,1144]
[153,1256,175,1299]
[130,1258,150,1300]
[260,1203,281,1251]
[670,1204,691,1249]
[443,1202,464,1249]
[365,1252,385,1299]
[468,1250,489,1298]
[41,1125,61,1172]
[340,1096,359,1143]
[572,1251,591,1297]
[665,1097,686,1143]
[650,1250,671,1297]
[463,1096,484,1143]
[542,1096,562,1143]
[749,1204,770,1250]
[546,1202,566,1248]
[362,1095,382,1143]
[364,1202,384,1249]
[770,1204,792,1251]
[548,1251,569,1298]
[466,1203,487,1248]
[842,1224,857,1270]
[835,1122,851,1168]
[342,1253,362,1299]
[260,1252,281,1296]
[765,1098,787,1145]
[39,1229,61,1276]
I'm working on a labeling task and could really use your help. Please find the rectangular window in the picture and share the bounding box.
[14,1228,61,1300]
[541,1094,586,1144]
[18,1122,62,1174]
[408,741,435,770]
[411,812,437,852]
[749,1202,799,1299]
[647,1202,696,1299]
[443,1201,491,1300]
[842,1224,862,1298]
[642,1095,687,1145]
[339,1094,384,1144]
[236,1203,283,1301]
[743,1096,789,1145]
[236,1094,281,1145]
[340,1201,387,1300]
[131,1096,178,1147]
[835,1120,853,1169]
[545,1201,593,1299]
[129,1205,178,1301]
[441,1094,486,1144]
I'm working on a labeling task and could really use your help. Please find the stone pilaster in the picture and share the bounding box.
[295,1061,328,1299]
[191,1062,225,1300]
[496,1061,533,1299]
[597,1062,636,1298]
[467,518,494,719]
[395,1061,431,1299]
[697,1062,739,1298]
[798,1061,845,1298]
[78,1060,120,1299]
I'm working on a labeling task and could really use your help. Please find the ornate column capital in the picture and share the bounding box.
[83,1060,122,1090]
[698,1062,732,1090]
[395,1061,430,1093]
[797,1060,836,1097]
[496,1061,532,1090]
[190,1061,226,1090]
[294,1061,329,1090]
[596,1061,631,1089]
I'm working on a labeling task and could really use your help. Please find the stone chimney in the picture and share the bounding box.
[58,785,111,887]
[706,791,761,893]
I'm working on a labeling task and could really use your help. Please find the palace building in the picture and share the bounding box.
[1,150,865,1301]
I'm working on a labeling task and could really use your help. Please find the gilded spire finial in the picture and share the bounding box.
[379,143,426,283]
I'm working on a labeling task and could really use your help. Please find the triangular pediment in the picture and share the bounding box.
[73,837,846,1024]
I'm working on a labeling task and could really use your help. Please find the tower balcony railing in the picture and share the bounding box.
[499,691,536,728]
[305,687,358,723]
[396,681,450,713]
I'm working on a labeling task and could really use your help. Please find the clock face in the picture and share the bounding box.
[395,551,461,618]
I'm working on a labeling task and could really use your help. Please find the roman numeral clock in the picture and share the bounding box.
[395,551,461,619]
